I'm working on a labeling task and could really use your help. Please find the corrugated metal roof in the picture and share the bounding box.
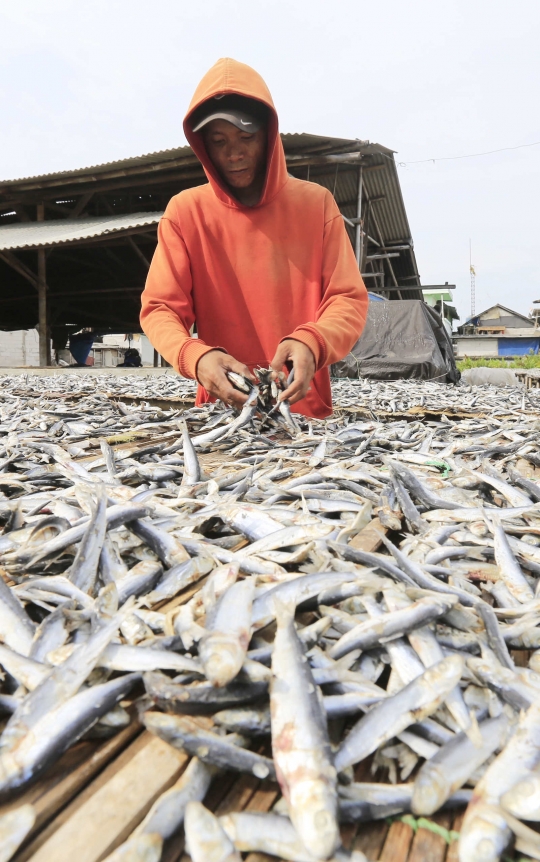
[0,146,195,187]
[0,133,378,190]
[304,154,420,289]
[0,211,162,251]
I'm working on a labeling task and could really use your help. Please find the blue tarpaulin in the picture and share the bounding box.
[498,338,540,356]
[69,332,94,365]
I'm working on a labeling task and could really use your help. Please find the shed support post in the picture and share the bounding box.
[36,204,50,366]
[360,199,371,273]
[354,167,363,268]
[153,349,159,367]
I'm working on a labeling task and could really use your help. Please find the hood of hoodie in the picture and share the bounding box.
[183,58,288,209]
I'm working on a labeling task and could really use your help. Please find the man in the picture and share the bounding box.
[140,57,367,418]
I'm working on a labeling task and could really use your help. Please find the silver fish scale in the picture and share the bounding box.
[2,372,540,861]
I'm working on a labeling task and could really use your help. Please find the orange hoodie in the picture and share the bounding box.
[140,58,368,418]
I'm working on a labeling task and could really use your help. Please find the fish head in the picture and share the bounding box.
[458,803,511,862]
[423,653,465,692]
[288,781,339,860]
[501,773,540,821]
[411,763,449,817]
[185,801,240,862]
[199,633,246,687]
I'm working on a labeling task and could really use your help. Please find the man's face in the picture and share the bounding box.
[204,119,266,191]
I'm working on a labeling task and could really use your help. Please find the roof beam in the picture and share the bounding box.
[0,250,38,288]
[14,205,32,223]
[44,200,75,217]
[71,192,95,218]
[126,236,151,269]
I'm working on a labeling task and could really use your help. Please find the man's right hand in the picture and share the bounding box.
[196,350,256,408]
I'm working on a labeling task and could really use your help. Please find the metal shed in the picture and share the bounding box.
[0,133,422,364]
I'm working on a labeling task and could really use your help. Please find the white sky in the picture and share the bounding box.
[1,0,539,323]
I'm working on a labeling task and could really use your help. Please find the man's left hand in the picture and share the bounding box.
[270,339,316,405]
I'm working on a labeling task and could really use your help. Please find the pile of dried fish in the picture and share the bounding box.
[3,374,540,861]
[332,377,540,418]
[0,371,197,402]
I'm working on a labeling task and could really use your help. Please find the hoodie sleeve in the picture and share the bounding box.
[140,212,221,378]
[284,194,368,369]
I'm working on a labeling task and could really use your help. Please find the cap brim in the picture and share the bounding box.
[192,111,262,134]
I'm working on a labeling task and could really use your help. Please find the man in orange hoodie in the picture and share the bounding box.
[140,58,368,419]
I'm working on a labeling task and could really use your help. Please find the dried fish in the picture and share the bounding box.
[1,372,540,860]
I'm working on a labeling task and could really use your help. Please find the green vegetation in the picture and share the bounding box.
[386,814,460,844]
[457,354,540,371]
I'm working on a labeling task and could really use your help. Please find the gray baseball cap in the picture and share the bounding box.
[192,107,262,134]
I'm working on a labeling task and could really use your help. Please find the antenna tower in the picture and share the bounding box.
[469,239,476,317]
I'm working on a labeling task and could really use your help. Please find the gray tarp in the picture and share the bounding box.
[461,368,522,387]
[332,300,459,384]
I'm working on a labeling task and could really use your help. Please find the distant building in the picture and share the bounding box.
[0,329,40,367]
[454,303,539,358]
[422,286,459,337]
[96,334,154,366]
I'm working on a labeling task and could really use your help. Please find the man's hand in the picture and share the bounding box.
[196,350,256,409]
[270,339,316,405]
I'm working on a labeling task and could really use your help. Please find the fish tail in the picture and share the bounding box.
[273,596,296,627]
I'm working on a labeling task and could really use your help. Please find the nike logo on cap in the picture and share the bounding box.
[240,119,252,125]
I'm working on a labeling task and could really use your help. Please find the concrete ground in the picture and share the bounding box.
[0,367,179,377]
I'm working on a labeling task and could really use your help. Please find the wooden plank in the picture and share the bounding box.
[407,813,452,862]
[1,741,104,816]
[354,821,389,860]
[379,820,414,862]
[512,648,530,667]
[17,731,156,861]
[244,779,280,813]
[240,779,281,862]
[172,767,241,862]
[350,517,388,554]
[446,810,465,862]
[340,822,358,851]
[25,733,188,862]
[4,719,140,851]
[214,773,259,816]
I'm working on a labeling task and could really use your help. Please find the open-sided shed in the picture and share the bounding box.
[0,134,422,364]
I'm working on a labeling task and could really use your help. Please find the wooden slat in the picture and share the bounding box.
[354,821,389,859]
[176,771,243,862]
[6,719,141,849]
[17,732,158,861]
[379,820,414,862]
[24,733,188,862]
[214,773,259,817]
[340,822,358,851]
[408,813,452,862]
[350,517,388,554]
[446,810,465,862]
[243,779,280,813]
[1,738,116,817]
[236,778,281,862]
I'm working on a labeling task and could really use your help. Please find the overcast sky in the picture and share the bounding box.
[1,0,539,323]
